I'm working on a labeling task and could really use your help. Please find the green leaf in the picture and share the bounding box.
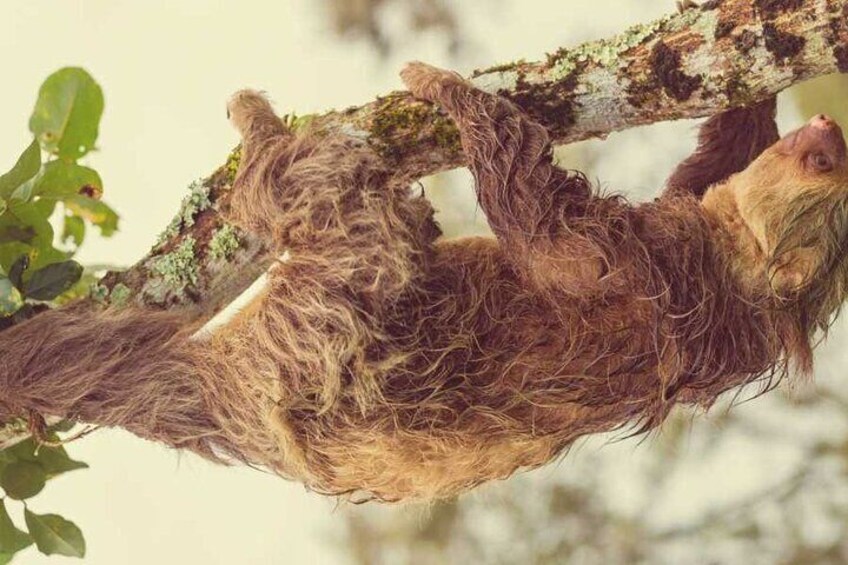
[8,256,28,290]
[29,68,104,160]
[61,216,85,248]
[9,179,36,203]
[0,279,23,317]
[64,196,118,237]
[0,140,40,199]
[34,161,102,200]
[39,448,88,476]
[21,260,83,301]
[24,509,85,558]
[0,199,67,272]
[52,271,97,306]
[0,199,6,217]
[0,199,53,246]
[0,245,30,276]
[1,461,46,500]
[8,438,88,479]
[0,552,13,564]
[0,500,32,554]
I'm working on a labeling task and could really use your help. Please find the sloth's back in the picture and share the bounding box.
[272,236,661,501]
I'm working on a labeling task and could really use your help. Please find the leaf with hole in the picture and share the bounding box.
[24,509,85,558]
[0,500,32,554]
[21,260,83,301]
[0,140,41,199]
[1,461,46,500]
[29,68,104,160]
[35,161,102,200]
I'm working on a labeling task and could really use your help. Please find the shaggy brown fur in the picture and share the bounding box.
[2,62,848,502]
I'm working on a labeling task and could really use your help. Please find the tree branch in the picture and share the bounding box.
[89,0,847,326]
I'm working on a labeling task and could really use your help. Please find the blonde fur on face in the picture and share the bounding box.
[706,125,848,316]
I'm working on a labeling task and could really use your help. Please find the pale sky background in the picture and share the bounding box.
[1,1,846,564]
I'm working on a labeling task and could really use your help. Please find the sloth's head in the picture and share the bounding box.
[722,114,848,329]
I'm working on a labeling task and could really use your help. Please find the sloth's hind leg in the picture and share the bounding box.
[226,89,439,304]
[227,89,289,147]
[223,89,440,413]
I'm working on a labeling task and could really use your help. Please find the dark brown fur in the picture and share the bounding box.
[1,64,847,502]
[664,96,779,198]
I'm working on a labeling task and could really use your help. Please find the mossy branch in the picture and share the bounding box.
[88,0,848,326]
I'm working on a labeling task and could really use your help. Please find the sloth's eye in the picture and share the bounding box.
[808,152,834,172]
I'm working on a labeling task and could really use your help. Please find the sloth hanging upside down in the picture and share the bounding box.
[3,62,848,502]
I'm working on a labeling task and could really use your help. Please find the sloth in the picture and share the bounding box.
[2,62,848,502]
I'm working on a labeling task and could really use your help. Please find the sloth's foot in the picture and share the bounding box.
[227,89,286,139]
[400,61,467,104]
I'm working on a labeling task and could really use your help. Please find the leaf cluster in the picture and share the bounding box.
[0,426,87,561]
[0,68,118,322]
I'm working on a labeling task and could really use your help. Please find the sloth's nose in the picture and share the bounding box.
[810,114,837,130]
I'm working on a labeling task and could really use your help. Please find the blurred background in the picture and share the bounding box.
[2,1,848,563]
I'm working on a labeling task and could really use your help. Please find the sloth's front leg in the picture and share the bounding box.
[401,62,592,275]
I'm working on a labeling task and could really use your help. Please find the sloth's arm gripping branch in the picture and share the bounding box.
[401,62,591,249]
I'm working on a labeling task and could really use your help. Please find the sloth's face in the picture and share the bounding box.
[771,114,847,173]
[732,115,848,303]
